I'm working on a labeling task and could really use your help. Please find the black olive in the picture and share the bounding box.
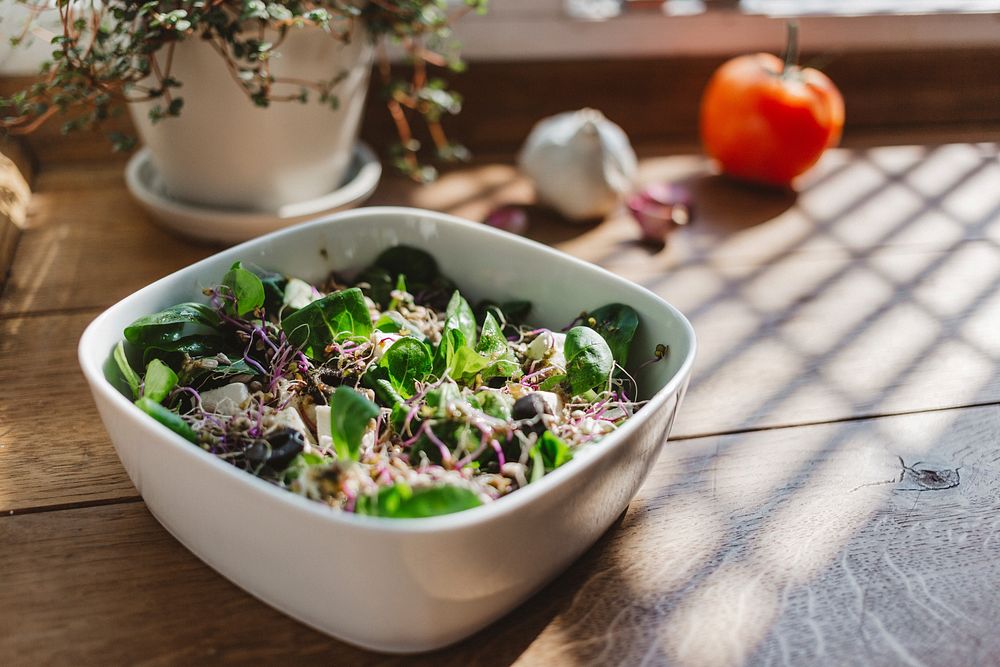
[512,393,551,436]
[484,375,507,389]
[244,441,271,468]
[245,427,305,470]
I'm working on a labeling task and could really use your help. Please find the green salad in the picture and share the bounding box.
[116,246,662,518]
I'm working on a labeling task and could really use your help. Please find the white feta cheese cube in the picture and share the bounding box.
[200,382,250,415]
[283,278,322,310]
[526,331,566,370]
[264,406,315,444]
[525,330,553,360]
[372,332,401,361]
[314,404,332,442]
[533,390,564,417]
[580,417,614,436]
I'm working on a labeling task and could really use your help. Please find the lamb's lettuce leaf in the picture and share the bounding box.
[564,326,614,395]
[354,483,482,518]
[281,287,372,358]
[329,386,379,462]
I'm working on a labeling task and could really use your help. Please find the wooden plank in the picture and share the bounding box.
[0,312,137,513]
[5,143,999,317]
[9,218,1000,508]
[365,142,1000,435]
[664,237,1000,436]
[0,161,213,316]
[2,145,1000,512]
[516,405,1000,666]
[2,406,998,664]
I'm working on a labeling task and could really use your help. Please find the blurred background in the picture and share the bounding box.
[3,0,1000,161]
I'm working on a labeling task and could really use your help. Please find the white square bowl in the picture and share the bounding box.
[78,206,696,653]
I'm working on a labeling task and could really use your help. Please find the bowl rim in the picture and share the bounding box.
[78,206,697,534]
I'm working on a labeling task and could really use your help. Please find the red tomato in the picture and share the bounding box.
[700,52,844,187]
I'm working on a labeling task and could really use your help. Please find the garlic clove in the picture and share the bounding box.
[518,108,638,222]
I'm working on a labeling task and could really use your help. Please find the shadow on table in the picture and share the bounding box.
[399,147,1000,665]
[390,145,1000,666]
[576,170,800,270]
[682,173,798,239]
[389,511,632,667]
[523,205,604,247]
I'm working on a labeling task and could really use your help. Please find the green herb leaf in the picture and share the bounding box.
[564,326,614,395]
[281,287,373,358]
[209,358,260,378]
[363,367,413,431]
[529,446,546,483]
[355,265,394,308]
[142,358,178,403]
[433,328,491,381]
[444,290,477,346]
[538,373,567,392]
[257,270,288,314]
[532,431,574,473]
[179,356,261,386]
[221,261,265,317]
[475,312,520,380]
[134,396,197,443]
[431,327,461,378]
[475,312,507,357]
[423,380,462,419]
[329,386,379,462]
[374,246,439,286]
[124,302,222,349]
[388,273,408,310]
[354,483,482,518]
[476,390,513,420]
[141,338,225,368]
[363,366,407,409]
[114,341,141,400]
[586,303,639,367]
[379,337,432,398]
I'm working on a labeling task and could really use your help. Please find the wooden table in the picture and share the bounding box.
[2,140,1000,665]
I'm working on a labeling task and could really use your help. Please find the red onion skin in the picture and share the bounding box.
[627,183,694,244]
[483,206,529,235]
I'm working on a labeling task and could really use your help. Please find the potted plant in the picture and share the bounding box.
[1,1,486,210]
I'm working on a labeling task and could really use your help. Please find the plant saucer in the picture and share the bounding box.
[125,142,382,245]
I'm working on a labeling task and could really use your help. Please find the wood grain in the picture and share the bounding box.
[2,406,997,665]
[0,160,213,316]
[2,143,1000,512]
[362,143,1000,436]
[7,144,1000,314]
[0,312,136,513]
[514,405,1000,666]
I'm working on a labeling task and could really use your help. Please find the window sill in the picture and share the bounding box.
[454,4,1000,60]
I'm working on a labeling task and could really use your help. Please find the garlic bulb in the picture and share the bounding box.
[518,108,638,222]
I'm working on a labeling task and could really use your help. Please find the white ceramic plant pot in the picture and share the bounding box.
[129,27,373,211]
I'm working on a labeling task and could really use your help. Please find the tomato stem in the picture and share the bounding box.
[782,20,800,77]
